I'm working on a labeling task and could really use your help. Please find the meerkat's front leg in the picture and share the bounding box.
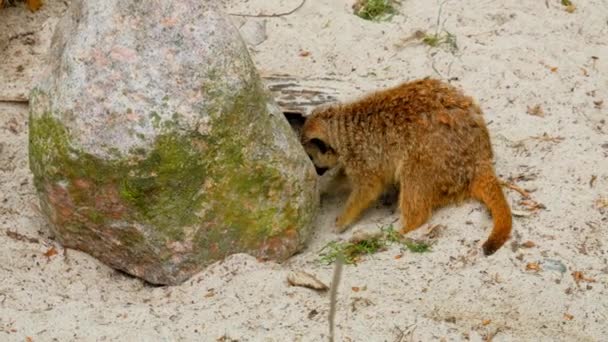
[335,178,384,232]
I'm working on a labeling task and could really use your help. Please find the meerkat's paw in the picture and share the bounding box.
[398,226,413,235]
[335,214,354,233]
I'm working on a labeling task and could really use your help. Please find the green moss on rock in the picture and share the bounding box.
[29,111,207,242]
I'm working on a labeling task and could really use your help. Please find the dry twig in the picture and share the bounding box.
[500,181,531,199]
[6,230,39,244]
[328,256,343,342]
[229,0,306,18]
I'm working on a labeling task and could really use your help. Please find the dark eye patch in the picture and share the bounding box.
[310,138,330,153]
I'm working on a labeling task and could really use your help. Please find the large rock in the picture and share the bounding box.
[28,0,319,285]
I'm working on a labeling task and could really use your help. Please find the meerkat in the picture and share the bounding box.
[300,78,512,256]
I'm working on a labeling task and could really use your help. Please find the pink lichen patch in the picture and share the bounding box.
[93,184,127,220]
[161,17,178,27]
[47,184,76,225]
[91,49,110,67]
[209,242,220,256]
[168,241,193,253]
[73,178,92,190]
[126,110,139,122]
[109,46,138,63]
[258,228,299,261]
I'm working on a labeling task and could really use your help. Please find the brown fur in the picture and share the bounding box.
[301,78,512,255]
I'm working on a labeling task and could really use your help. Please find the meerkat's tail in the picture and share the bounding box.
[470,166,512,256]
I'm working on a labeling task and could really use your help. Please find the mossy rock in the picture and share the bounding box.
[28,0,318,285]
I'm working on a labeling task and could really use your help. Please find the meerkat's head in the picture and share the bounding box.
[301,110,339,175]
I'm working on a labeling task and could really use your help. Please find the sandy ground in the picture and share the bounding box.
[1,0,608,341]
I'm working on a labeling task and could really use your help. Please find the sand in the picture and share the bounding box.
[1,0,607,340]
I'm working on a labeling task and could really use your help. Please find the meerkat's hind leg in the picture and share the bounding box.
[335,177,384,232]
[398,181,433,235]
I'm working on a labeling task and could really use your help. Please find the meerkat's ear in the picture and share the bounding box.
[310,138,331,153]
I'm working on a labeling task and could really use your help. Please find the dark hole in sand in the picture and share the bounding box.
[283,111,306,136]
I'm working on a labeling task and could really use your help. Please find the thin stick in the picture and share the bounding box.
[0,98,29,104]
[328,255,344,342]
[228,0,306,18]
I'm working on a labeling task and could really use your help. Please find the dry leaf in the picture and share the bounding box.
[526,262,541,272]
[526,104,544,117]
[287,271,329,291]
[595,197,608,209]
[540,61,558,73]
[512,210,533,217]
[351,286,360,292]
[26,0,42,12]
[572,271,596,284]
[482,319,492,326]
[394,254,403,259]
[43,246,58,259]
[563,313,574,321]
[521,241,536,248]
[589,175,597,188]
